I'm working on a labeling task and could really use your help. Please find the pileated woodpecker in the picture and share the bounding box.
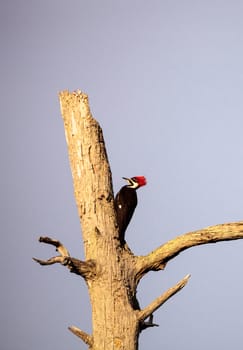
[114,176,147,243]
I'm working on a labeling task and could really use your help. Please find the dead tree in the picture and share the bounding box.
[33,90,243,350]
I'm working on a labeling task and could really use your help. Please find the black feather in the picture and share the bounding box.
[114,186,138,243]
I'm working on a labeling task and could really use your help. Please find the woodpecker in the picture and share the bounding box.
[114,176,147,243]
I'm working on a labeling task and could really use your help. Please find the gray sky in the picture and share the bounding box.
[2,1,243,349]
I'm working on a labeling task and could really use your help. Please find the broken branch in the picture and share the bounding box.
[139,314,159,331]
[138,274,191,322]
[68,325,93,347]
[136,221,243,281]
[33,236,97,279]
[32,256,66,265]
[38,236,70,257]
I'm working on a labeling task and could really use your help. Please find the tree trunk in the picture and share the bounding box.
[59,90,140,350]
[34,90,243,350]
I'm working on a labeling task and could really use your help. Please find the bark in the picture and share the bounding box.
[33,90,243,350]
[59,90,140,350]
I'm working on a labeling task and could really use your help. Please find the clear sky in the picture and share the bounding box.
[2,1,243,349]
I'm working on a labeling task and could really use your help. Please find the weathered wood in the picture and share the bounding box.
[34,90,243,350]
[59,90,140,350]
[135,222,243,282]
[138,274,191,322]
[68,326,93,347]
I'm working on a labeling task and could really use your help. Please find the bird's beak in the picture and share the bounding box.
[122,177,132,185]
